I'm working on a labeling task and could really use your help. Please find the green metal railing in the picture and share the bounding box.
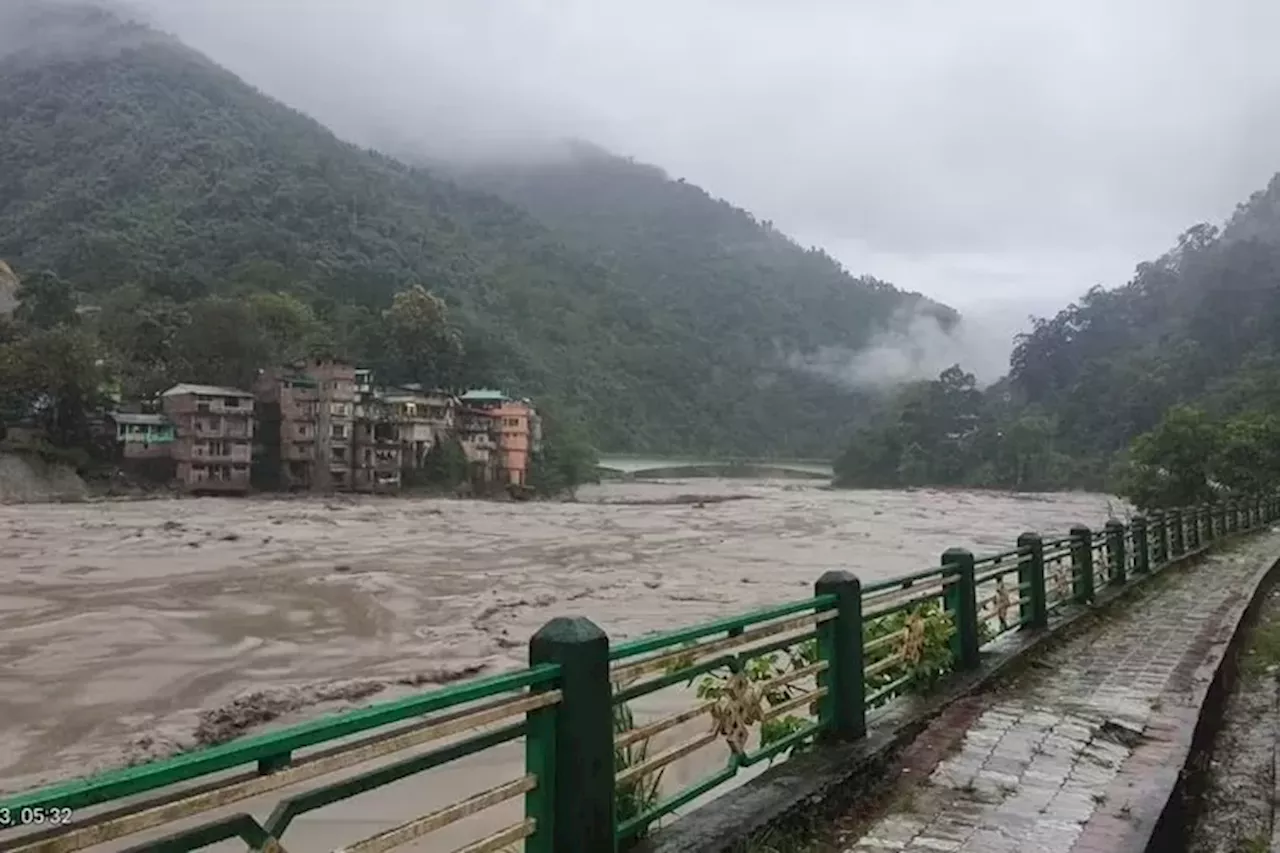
[1,493,1276,853]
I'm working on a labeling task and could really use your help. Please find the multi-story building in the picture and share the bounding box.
[160,383,255,493]
[458,389,538,486]
[106,412,175,459]
[352,393,403,492]
[255,360,357,492]
[456,405,498,482]
[381,386,456,470]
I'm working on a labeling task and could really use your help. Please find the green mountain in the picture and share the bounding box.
[447,144,957,455]
[833,171,1280,493]
[0,1,949,457]
[1008,180,1280,454]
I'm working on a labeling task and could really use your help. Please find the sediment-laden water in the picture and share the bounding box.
[0,479,1121,850]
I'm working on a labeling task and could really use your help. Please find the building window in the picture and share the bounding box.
[331,423,347,439]
[333,447,347,462]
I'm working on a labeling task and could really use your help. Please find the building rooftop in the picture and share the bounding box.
[161,383,254,398]
[110,412,171,426]
[459,389,510,403]
[382,387,455,401]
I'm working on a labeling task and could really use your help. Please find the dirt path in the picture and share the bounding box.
[826,532,1280,853]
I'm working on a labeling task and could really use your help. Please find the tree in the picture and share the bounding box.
[382,286,464,390]
[171,298,271,390]
[91,285,190,398]
[1211,412,1280,494]
[247,292,326,364]
[1119,405,1220,510]
[527,410,599,499]
[418,436,469,488]
[0,326,108,456]
[14,270,78,330]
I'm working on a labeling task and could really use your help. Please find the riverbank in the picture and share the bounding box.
[0,450,88,503]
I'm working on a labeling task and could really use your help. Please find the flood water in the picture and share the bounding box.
[0,478,1122,849]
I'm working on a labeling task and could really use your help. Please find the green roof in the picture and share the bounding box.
[459,389,509,403]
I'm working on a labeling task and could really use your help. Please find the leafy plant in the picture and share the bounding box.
[613,701,663,834]
[863,603,956,708]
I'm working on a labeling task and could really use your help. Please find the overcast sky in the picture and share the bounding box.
[125,0,1280,314]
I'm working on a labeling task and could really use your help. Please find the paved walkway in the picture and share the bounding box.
[836,532,1280,853]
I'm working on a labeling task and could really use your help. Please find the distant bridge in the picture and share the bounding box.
[595,454,834,479]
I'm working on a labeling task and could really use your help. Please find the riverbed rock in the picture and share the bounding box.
[0,452,88,503]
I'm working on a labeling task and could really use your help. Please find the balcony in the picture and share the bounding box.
[191,415,254,440]
[182,440,252,464]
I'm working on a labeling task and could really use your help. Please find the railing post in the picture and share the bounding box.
[1187,505,1201,551]
[815,570,865,740]
[1070,525,1094,604]
[1215,500,1226,538]
[1017,532,1048,630]
[1170,508,1185,557]
[1132,515,1150,574]
[941,549,980,671]
[1106,520,1127,586]
[1229,500,1238,533]
[529,617,615,853]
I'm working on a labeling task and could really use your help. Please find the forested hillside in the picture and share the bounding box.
[834,174,1280,495]
[0,1,944,458]
[451,145,959,454]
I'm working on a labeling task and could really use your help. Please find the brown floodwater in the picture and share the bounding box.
[0,479,1122,850]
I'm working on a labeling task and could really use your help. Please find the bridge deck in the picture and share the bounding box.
[595,457,834,477]
[828,530,1280,853]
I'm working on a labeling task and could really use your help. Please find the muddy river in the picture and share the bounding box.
[0,478,1121,849]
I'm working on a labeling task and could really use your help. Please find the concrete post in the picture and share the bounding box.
[529,617,615,853]
[815,570,865,740]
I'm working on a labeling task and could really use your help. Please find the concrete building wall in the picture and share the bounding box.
[161,386,255,494]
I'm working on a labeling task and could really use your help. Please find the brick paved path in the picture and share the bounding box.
[840,532,1280,853]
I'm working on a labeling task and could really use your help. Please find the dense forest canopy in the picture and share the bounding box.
[835,174,1280,499]
[0,1,952,459]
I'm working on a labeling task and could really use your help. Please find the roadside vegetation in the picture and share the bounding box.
[1185,586,1280,852]
[609,602,959,847]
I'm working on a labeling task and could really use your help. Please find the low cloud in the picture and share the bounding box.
[787,303,1037,390]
